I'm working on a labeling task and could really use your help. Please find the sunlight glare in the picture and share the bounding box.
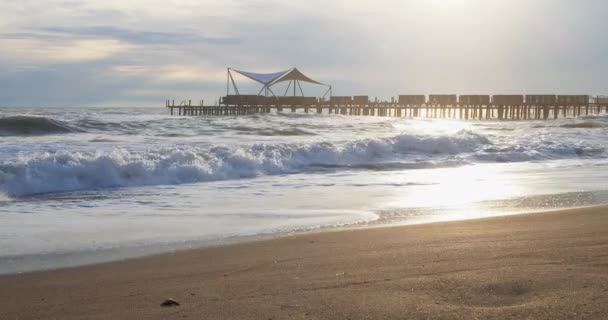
[426,0,469,7]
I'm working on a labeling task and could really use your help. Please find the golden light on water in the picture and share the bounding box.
[382,163,528,222]
[407,166,519,204]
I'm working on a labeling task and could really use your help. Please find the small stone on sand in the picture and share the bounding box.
[161,299,180,307]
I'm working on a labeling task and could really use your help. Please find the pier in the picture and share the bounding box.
[166,68,607,120]
[166,95,608,120]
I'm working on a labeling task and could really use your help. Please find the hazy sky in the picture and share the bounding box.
[1,0,606,107]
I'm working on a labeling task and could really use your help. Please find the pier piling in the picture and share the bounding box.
[165,94,605,120]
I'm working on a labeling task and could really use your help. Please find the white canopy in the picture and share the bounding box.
[232,69,290,85]
[231,68,326,86]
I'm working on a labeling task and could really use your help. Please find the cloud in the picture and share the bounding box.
[27,26,241,45]
[1,0,608,107]
[0,60,223,107]
[0,38,134,63]
[111,64,225,82]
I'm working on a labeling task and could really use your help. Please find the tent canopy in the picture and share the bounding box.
[232,69,290,85]
[231,68,327,86]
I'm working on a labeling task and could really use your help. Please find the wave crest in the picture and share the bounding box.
[0,131,489,196]
[0,116,78,136]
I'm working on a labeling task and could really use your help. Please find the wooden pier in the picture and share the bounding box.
[165,95,608,120]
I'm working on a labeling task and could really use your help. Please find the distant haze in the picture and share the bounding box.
[1,0,606,107]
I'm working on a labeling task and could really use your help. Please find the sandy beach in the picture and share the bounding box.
[1,206,607,320]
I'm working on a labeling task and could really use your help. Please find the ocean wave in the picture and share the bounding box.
[75,118,154,134]
[256,128,317,136]
[580,114,608,121]
[314,159,468,171]
[559,121,607,129]
[230,126,316,136]
[475,143,606,162]
[0,130,489,196]
[0,116,79,136]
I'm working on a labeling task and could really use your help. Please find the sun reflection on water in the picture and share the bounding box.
[382,163,529,220]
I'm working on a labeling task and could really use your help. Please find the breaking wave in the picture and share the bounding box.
[0,115,323,137]
[0,130,489,196]
[476,143,606,162]
[0,116,79,136]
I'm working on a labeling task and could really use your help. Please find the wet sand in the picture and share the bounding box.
[1,206,607,320]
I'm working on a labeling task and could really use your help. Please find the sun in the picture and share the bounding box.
[426,0,469,7]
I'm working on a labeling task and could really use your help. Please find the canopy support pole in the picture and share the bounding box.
[322,85,332,99]
[257,85,266,96]
[297,80,305,96]
[284,81,292,96]
[228,69,240,95]
[267,86,278,98]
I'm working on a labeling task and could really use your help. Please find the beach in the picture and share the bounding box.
[2,205,607,319]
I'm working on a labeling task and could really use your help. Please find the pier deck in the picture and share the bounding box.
[166,96,608,120]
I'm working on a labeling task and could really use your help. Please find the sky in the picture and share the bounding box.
[0,0,607,107]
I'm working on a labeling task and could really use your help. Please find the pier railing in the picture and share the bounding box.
[165,95,608,120]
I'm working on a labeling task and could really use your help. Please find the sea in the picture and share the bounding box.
[1,107,607,274]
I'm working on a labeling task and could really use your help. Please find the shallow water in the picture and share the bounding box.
[1,107,607,273]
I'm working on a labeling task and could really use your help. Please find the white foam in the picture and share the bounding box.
[2,125,606,196]
[0,130,489,196]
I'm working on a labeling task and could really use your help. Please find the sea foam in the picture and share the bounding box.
[0,130,489,196]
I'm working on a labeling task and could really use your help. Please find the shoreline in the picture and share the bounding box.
[2,205,607,319]
[2,203,603,276]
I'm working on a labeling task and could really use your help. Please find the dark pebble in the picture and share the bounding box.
[161,299,180,307]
